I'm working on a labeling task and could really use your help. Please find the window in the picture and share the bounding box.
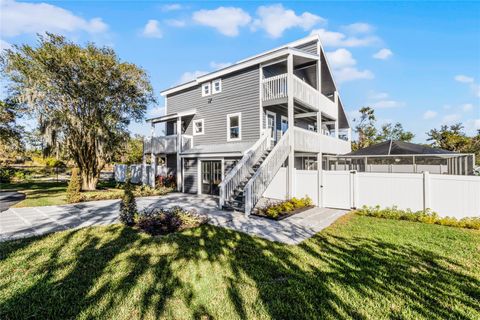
[202,82,211,97]
[193,119,204,135]
[227,113,241,141]
[308,124,315,131]
[212,79,222,94]
[281,116,288,134]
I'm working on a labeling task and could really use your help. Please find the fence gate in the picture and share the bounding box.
[322,171,354,209]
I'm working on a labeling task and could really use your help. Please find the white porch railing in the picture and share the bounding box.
[292,76,319,110]
[262,74,287,101]
[144,134,192,154]
[293,127,321,153]
[244,128,291,215]
[218,129,272,208]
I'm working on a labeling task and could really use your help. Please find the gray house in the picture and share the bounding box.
[142,35,351,214]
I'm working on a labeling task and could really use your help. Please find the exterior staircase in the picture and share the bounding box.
[222,149,272,212]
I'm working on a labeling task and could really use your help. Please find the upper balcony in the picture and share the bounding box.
[143,134,192,155]
[261,73,338,119]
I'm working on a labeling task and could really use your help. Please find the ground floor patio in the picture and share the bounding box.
[0,192,347,244]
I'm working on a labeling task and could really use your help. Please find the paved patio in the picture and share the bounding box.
[0,193,348,244]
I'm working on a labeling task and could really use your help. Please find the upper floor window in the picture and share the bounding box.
[212,79,222,94]
[202,83,211,97]
[193,119,204,135]
[308,124,315,132]
[227,113,241,141]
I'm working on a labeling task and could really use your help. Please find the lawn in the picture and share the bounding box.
[0,180,122,207]
[0,214,479,319]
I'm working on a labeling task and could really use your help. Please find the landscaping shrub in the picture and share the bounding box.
[119,178,137,226]
[0,167,15,183]
[354,205,480,230]
[66,168,84,203]
[257,196,313,219]
[137,206,207,235]
[156,174,177,189]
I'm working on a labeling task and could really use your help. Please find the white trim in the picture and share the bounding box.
[266,110,277,142]
[227,112,242,142]
[201,82,211,97]
[212,79,222,94]
[182,152,243,158]
[198,158,224,195]
[259,65,263,136]
[193,119,205,135]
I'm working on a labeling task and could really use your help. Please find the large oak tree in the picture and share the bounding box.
[1,33,155,190]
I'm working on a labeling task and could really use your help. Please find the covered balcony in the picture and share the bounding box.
[143,134,192,155]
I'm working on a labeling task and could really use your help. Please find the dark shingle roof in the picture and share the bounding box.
[346,140,457,156]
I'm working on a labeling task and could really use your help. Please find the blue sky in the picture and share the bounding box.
[1,0,479,142]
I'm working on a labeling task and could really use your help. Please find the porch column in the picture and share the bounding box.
[317,152,323,207]
[150,122,156,188]
[287,53,295,199]
[142,152,147,185]
[176,116,182,191]
[334,120,339,139]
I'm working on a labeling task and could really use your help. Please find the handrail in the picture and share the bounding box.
[262,74,287,101]
[292,75,319,110]
[218,129,272,208]
[244,128,291,215]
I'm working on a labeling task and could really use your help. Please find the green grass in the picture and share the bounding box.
[0,214,479,319]
[0,180,123,207]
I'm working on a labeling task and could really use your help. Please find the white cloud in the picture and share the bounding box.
[149,106,165,118]
[454,75,474,83]
[465,119,480,135]
[326,48,356,68]
[462,103,474,112]
[0,39,12,51]
[165,19,186,27]
[252,4,325,38]
[1,0,108,37]
[192,7,251,37]
[210,61,232,70]
[341,22,373,34]
[442,113,462,125]
[142,20,162,38]
[161,4,182,12]
[310,28,379,47]
[178,70,207,84]
[423,110,438,119]
[334,67,374,84]
[373,48,393,60]
[368,91,389,100]
[373,100,405,109]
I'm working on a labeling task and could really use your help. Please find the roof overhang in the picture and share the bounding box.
[146,109,196,124]
[160,38,320,97]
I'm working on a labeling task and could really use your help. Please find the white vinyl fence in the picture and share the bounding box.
[263,169,480,219]
[114,164,173,184]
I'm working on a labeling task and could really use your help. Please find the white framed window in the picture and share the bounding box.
[281,115,288,135]
[201,82,211,97]
[212,79,222,94]
[308,124,315,131]
[227,112,242,141]
[193,119,204,135]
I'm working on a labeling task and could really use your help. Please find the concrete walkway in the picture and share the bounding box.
[0,193,348,244]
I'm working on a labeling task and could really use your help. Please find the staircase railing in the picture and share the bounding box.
[244,128,291,215]
[218,129,271,208]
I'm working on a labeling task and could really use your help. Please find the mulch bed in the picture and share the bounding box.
[251,205,314,221]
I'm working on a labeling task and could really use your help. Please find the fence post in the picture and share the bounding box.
[423,171,430,212]
[350,170,358,209]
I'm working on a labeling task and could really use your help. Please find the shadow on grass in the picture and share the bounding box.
[0,220,479,319]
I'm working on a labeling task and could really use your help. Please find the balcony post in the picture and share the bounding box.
[287,53,295,199]
[334,120,339,139]
[150,122,156,187]
[176,116,182,191]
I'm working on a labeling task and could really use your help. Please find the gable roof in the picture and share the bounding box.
[346,140,457,156]
[160,35,321,96]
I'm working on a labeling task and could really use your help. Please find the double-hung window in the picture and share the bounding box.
[193,119,204,135]
[202,83,211,97]
[227,113,241,141]
[212,79,222,94]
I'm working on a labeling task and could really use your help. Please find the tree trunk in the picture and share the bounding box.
[81,172,99,191]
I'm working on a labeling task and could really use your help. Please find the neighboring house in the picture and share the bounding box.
[143,35,351,214]
[326,140,475,175]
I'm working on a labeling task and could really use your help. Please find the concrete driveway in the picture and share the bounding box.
[0,193,347,244]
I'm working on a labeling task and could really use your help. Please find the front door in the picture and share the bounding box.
[201,160,222,195]
[266,111,276,144]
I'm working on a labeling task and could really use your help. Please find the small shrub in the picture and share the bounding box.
[156,174,177,189]
[119,178,137,226]
[66,168,84,203]
[354,206,480,230]
[257,196,313,219]
[137,206,206,235]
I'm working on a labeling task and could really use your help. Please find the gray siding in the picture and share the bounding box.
[183,158,197,194]
[167,66,260,147]
[295,41,318,55]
